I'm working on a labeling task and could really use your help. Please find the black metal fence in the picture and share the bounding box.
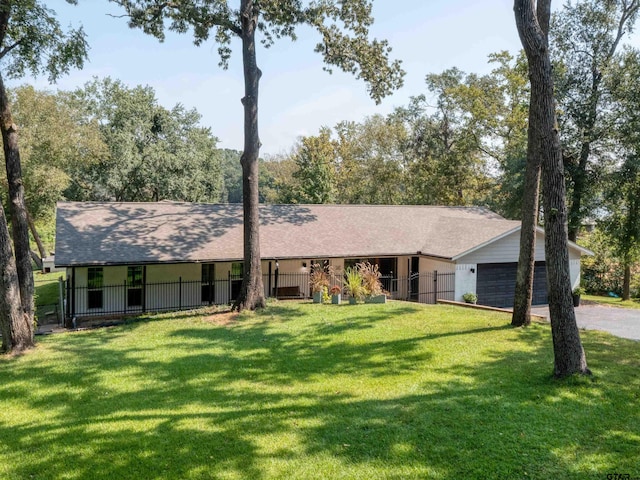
[65,270,456,320]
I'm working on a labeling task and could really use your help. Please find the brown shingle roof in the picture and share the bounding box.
[54,202,522,266]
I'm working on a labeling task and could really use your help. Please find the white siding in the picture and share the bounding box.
[570,249,581,289]
[455,264,477,302]
[457,230,546,264]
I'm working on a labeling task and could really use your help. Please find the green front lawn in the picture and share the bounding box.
[1,301,638,479]
[583,294,640,309]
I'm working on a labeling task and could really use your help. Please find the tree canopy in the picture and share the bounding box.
[69,77,223,203]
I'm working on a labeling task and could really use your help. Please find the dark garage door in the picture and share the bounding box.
[477,262,547,308]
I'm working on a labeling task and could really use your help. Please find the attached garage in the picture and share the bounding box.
[476,262,547,308]
[453,226,590,307]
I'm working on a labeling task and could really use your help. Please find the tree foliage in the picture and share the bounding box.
[69,77,223,203]
[291,127,336,204]
[600,48,640,299]
[7,85,106,220]
[272,56,529,212]
[0,0,87,353]
[552,0,640,241]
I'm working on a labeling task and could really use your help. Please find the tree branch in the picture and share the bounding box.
[0,39,22,61]
[606,0,640,61]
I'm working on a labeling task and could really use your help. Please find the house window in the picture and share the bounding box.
[127,266,143,307]
[231,262,243,301]
[311,259,330,272]
[231,262,243,278]
[344,258,364,271]
[87,267,103,309]
[201,263,215,303]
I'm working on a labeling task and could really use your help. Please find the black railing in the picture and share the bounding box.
[65,271,456,319]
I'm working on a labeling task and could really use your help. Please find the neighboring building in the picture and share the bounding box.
[55,202,591,318]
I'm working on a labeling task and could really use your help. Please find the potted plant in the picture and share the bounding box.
[359,262,387,304]
[344,267,364,304]
[572,286,585,307]
[462,292,478,304]
[330,285,342,304]
[309,263,330,303]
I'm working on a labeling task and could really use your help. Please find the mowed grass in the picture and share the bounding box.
[1,301,638,480]
[583,294,640,309]
[34,271,65,306]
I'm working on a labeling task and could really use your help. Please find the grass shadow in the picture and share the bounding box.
[1,301,638,479]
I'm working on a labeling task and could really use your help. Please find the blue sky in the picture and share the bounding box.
[11,1,602,154]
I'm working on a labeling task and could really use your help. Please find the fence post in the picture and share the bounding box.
[70,267,76,324]
[124,280,128,314]
[179,276,182,310]
[58,276,65,325]
[434,270,438,304]
[142,266,147,313]
[65,278,71,327]
[228,271,231,304]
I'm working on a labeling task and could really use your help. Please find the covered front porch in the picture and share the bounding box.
[63,255,456,320]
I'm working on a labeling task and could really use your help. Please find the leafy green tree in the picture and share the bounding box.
[580,228,627,295]
[515,0,590,377]
[601,48,640,299]
[0,0,87,353]
[109,0,405,311]
[479,52,530,219]
[600,158,640,299]
[218,149,243,203]
[552,0,640,241]
[397,69,492,206]
[70,77,222,203]
[291,128,336,204]
[259,154,297,204]
[332,115,406,204]
[7,85,107,259]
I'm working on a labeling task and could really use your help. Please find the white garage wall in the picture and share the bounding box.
[455,264,477,302]
[456,230,546,265]
[570,250,581,290]
[456,229,587,299]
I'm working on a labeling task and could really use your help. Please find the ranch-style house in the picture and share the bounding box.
[54,202,591,319]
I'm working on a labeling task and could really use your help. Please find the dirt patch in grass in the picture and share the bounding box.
[203,311,240,326]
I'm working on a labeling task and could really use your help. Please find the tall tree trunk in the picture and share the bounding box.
[514,0,590,377]
[567,139,592,242]
[233,0,265,312]
[622,263,631,301]
[30,250,42,270]
[0,72,35,336]
[27,209,47,261]
[511,162,540,327]
[512,59,542,327]
[0,203,32,353]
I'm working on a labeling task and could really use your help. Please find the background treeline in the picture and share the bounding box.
[4,1,640,298]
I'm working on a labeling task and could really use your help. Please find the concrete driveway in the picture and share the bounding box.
[532,304,640,341]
